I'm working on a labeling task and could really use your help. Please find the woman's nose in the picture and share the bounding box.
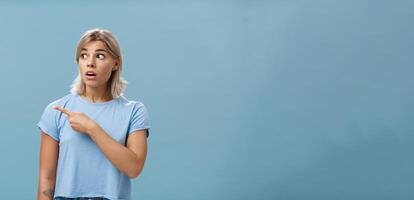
[87,58,96,67]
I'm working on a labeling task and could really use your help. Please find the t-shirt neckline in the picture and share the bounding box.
[75,93,118,106]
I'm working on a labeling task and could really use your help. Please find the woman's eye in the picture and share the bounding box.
[80,53,88,59]
[97,54,105,59]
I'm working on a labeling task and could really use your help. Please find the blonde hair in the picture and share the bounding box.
[70,28,128,98]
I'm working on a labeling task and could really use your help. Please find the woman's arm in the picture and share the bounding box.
[88,126,148,178]
[37,132,59,200]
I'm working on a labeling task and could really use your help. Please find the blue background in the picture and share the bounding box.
[0,0,413,199]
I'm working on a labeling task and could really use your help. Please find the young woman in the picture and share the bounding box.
[37,28,151,200]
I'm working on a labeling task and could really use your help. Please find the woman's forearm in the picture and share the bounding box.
[37,178,55,200]
[88,124,143,178]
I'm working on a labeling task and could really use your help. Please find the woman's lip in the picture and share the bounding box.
[85,75,97,80]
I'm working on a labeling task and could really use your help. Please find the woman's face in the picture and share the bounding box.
[78,40,119,89]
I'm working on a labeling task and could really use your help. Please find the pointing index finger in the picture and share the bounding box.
[53,105,73,116]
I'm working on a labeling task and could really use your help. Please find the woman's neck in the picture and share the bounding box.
[82,86,112,103]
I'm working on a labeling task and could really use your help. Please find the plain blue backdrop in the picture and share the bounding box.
[0,0,413,199]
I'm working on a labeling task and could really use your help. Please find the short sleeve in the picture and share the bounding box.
[36,103,60,141]
[127,102,151,138]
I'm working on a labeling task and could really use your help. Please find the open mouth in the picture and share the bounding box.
[85,71,97,80]
[85,71,97,77]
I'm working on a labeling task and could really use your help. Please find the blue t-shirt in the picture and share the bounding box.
[37,93,151,200]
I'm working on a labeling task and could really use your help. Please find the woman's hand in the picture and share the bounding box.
[53,105,98,135]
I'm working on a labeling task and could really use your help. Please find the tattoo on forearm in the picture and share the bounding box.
[42,187,54,198]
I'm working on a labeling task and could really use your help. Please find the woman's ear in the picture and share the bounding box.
[113,60,119,71]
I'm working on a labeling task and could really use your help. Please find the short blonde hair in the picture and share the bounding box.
[70,28,128,98]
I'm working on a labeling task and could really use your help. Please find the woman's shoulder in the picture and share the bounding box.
[43,93,74,109]
[117,95,147,108]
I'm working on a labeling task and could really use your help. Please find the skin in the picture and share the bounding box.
[37,41,148,200]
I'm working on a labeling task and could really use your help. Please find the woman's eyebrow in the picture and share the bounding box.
[95,49,107,52]
[80,48,107,52]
